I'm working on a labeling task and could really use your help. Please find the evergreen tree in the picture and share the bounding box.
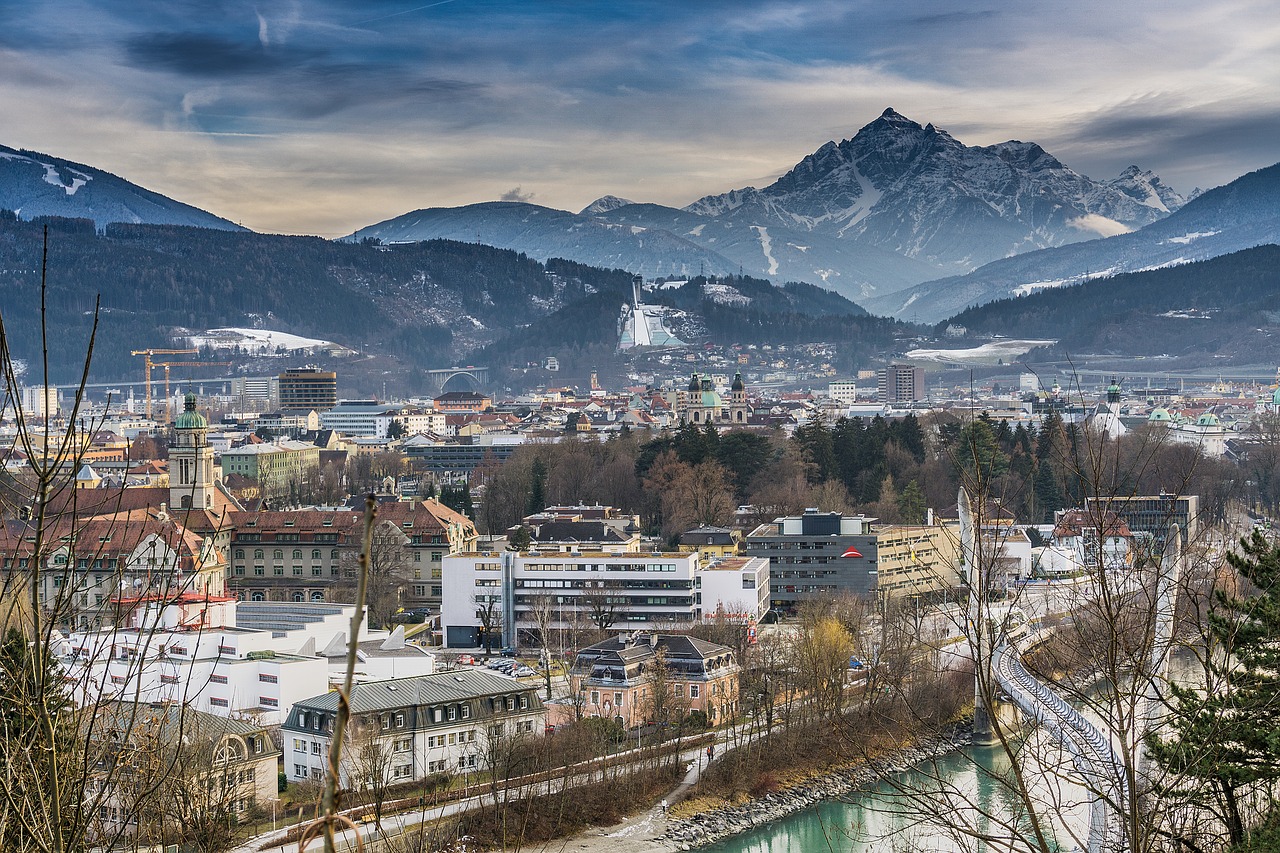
[1148,531,1280,847]
[527,458,547,515]
[897,480,927,525]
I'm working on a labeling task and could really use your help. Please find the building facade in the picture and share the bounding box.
[227,499,477,609]
[278,367,338,412]
[442,550,702,648]
[677,372,750,425]
[745,510,879,613]
[282,670,545,785]
[877,364,925,403]
[570,632,739,727]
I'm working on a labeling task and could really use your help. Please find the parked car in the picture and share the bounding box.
[487,659,513,670]
[456,654,476,666]
[500,646,518,657]
[512,666,536,677]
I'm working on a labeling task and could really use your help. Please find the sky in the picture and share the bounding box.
[2,1,1277,238]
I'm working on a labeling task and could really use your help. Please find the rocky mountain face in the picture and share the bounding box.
[0,144,245,231]
[864,162,1280,323]
[686,108,1184,273]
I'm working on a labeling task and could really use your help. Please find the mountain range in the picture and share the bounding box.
[2,109,1277,330]
[349,108,1193,305]
[0,144,244,232]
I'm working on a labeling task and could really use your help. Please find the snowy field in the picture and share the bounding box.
[186,328,352,355]
[906,339,1056,365]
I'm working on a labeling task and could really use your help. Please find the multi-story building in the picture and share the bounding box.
[278,367,338,412]
[569,632,739,727]
[877,364,925,403]
[65,593,329,725]
[875,524,961,603]
[231,376,279,409]
[1040,508,1134,576]
[745,509,879,614]
[282,670,545,785]
[93,702,279,836]
[827,381,858,405]
[227,499,477,609]
[0,511,227,630]
[432,391,494,414]
[219,440,321,503]
[442,550,702,648]
[320,401,403,437]
[698,555,770,624]
[1087,494,1200,552]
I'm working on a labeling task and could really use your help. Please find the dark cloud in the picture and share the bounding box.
[1054,101,1280,190]
[124,32,322,76]
[908,10,999,25]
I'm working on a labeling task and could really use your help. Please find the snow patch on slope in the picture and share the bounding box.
[751,225,778,275]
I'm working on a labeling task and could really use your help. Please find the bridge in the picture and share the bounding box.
[425,366,489,394]
[959,488,1181,853]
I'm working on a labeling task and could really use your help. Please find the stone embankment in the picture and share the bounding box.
[661,725,973,850]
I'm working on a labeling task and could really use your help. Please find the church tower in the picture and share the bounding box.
[170,392,214,510]
[729,372,749,424]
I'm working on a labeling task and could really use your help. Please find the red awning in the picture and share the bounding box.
[840,547,863,558]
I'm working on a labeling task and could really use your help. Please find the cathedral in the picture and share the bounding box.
[677,372,751,425]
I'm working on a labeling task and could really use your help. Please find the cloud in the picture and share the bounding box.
[500,186,535,203]
[124,32,319,77]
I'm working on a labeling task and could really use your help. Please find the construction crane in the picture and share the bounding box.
[131,349,196,419]
[154,361,232,423]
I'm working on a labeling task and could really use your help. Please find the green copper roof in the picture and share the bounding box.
[174,392,207,430]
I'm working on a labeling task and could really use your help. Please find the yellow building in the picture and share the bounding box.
[875,524,961,603]
[678,525,742,558]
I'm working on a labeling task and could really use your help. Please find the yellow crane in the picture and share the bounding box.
[153,360,233,423]
[131,349,197,419]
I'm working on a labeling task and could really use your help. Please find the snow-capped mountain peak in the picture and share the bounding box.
[579,195,636,215]
[680,108,1184,272]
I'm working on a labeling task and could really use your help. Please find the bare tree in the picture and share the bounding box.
[524,592,558,699]
[338,520,411,628]
[344,717,395,829]
[474,593,501,654]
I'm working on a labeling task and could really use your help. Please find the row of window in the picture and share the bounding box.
[235,566,339,577]
[520,563,683,573]
[236,548,339,560]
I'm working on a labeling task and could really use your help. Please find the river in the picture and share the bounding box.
[700,742,1090,853]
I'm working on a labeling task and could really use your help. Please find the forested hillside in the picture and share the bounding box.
[0,214,889,384]
[942,245,1280,361]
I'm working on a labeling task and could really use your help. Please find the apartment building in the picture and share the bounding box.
[283,669,545,785]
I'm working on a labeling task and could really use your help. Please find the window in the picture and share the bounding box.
[219,645,236,656]
[293,739,306,752]
[295,764,307,777]
[293,549,303,560]
[312,549,322,560]
[160,675,178,684]
[260,673,278,683]
[393,764,412,779]
[254,549,264,560]
[210,697,228,707]
[689,685,700,699]
[394,713,405,727]
[394,738,412,752]
[460,705,470,719]
[235,549,245,559]
[612,693,621,707]
[273,550,283,560]
[311,742,322,755]
[590,691,600,705]
[446,706,456,721]
[260,697,279,707]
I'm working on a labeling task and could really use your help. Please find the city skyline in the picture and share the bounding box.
[2,0,1277,237]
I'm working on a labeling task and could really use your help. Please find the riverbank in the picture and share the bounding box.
[659,723,974,850]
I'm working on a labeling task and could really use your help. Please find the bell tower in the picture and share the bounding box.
[170,392,214,510]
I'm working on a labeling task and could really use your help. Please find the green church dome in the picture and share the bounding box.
[1147,408,1171,423]
[174,392,208,430]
